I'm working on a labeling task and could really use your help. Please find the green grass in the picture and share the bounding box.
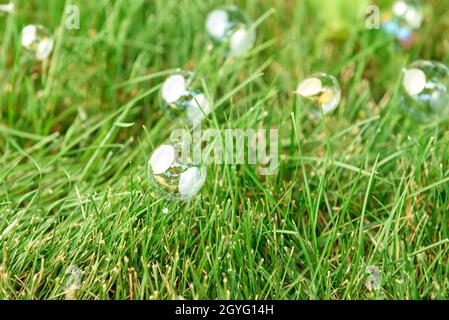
[1,0,449,300]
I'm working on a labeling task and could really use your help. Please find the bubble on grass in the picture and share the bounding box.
[161,71,212,123]
[162,207,169,214]
[148,139,206,201]
[400,60,449,122]
[205,5,255,57]
[21,24,54,61]
[382,0,423,47]
[296,73,341,116]
[0,2,14,13]
[365,265,381,291]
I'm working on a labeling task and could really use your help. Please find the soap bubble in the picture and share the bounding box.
[148,139,206,201]
[400,60,449,122]
[296,73,341,116]
[205,5,255,57]
[161,71,212,123]
[383,0,423,47]
[0,2,14,14]
[21,24,54,61]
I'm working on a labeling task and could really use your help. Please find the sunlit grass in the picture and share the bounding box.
[0,0,449,299]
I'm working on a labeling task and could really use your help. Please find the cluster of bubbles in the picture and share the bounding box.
[151,3,449,201]
[150,5,256,201]
[383,0,423,47]
[3,3,448,202]
[292,59,449,124]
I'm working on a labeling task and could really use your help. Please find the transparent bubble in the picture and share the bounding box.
[0,2,14,14]
[161,71,212,123]
[296,73,341,116]
[383,0,423,46]
[148,139,206,201]
[21,24,54,61]
[400,60,449,122]
[365,265,381,291]
[205,5,255,57]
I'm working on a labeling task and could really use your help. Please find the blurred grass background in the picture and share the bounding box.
[1,0,449,299]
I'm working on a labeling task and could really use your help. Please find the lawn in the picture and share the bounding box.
[1,0,449,300]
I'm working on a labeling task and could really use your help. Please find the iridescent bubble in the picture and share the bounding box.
[205,5,255,57]
[296,73,341,116]
[383,0,423,47]
[161,71,212,123]
[21,24,54,61]
[148,139,207,201]
[0,2,14,14]
[400,60,449,122]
